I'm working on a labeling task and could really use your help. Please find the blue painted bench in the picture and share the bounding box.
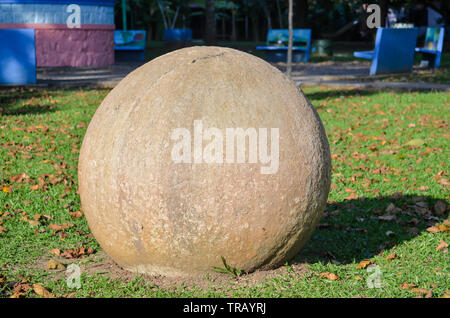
[0,29,36,85]
[114,30,146,61]
[354,27,418,75]
[415,27,445,68]
[256,29,312,63]
[163,29,193,42]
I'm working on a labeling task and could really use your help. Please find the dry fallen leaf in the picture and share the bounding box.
[28,220,40,227]
[49,223,74,232]
[61,246,94,259]
[10,173,30,184]
[441,291,450,298]
[10,292,25,298]
[384,253,398,261]
[11,282,32,298]
[345,192,358,200]
[356,260,373,269]
[2,186,12,193]
[426,226,439,233]
[320,272,340,281]
[399,282,416,290]
[69,211,83,219]
[437,178,449,187]
[33,284,55,298]
[427,224,449,234]
[378,215,396,221]
[435,240,448,253]
[49,248,61,256]
[410,288,432,298]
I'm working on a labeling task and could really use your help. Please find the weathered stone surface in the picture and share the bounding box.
[78,46,331,276]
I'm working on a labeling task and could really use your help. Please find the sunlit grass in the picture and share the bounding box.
[0,86,448,298]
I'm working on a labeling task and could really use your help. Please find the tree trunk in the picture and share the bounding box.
[231,10,237,42]
[260,0,272,30]
[276,0,283,28]
[157,0,168,30]
[205,0,216,45]
[245,15,249,40]
[250,13,260,42]
[287,0,293,78]
[295,0,308,28]
[122,0,127,31]
[147,7,154,41]
[222,16,225,40]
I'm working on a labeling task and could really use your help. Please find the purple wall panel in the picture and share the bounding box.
[0,1,115,67]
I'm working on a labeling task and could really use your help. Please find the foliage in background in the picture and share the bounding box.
[114,0,448,42]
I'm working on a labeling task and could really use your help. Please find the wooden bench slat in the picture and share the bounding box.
[415,48,439,54]
[353,50,374,60]
[256,46,308,51]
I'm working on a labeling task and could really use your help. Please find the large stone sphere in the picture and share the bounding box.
[78,46,331,276]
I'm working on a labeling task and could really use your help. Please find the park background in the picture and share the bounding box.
[0,0,449,298]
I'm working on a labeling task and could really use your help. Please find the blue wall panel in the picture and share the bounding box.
[0,3,114,24]
[0,29,36,84]
[0,1,115,5]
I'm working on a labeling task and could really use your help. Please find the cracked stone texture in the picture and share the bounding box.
[78,46,331,276]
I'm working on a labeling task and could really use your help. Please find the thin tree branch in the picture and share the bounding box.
[287,0,293,78]
[171,7,180,29]
[157,0,168,29]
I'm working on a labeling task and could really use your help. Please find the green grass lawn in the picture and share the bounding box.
[0,86,448,298]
